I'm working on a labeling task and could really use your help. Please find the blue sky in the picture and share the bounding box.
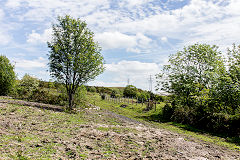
[0,0,240,91]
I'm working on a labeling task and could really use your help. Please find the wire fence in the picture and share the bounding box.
[104,95,157,111]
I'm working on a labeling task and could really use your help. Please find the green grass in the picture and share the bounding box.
[87,92,240,151]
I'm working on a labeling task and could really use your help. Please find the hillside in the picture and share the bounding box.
[0,97,240,159]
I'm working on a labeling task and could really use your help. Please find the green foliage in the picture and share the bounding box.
[29,88,67,106]
[156,43,225,108]
[162,103,176,121]
[0,55,16,96]
[48,15,105,110]
[136,91,150,102]
[88,86,97,92]
[110,88,120,98]
[123,85,138,98]
[96,86,113,94]
[154,95,164,102]
[75,85,87,107]
[15,74,39,99]
[156,43,240,136]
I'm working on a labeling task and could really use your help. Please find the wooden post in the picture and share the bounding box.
[128,97,129,104]
[132,97,133,105]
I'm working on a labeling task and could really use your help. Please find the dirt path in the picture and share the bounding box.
[0,99,239,159]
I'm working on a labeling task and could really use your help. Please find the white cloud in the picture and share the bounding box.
[106,61,160,75]
[95,31,137,50]
[14,57,47,70]
[95,31,152,52]
[27,28,52,44]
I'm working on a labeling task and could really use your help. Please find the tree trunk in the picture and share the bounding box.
[68,92,74,110]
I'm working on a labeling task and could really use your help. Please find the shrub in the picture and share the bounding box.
[14,74,39,99]
[75,85,87,107]
[29,87,67,105]
[162,103,176,121]
[17,74,39,99]
[123,85,138,98]
[88,86,97,92]
[137,91,150,102]
[0,55,16,96]
[110,89,120,98]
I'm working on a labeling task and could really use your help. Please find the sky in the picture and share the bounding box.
[0,0,240,92]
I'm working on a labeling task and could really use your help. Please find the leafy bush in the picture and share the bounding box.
[111,89,120,98]
[162,103,176,121]
[30,88,67,105]
[123,85,138,98]
[137,91,150,102]
[88,86,97,92]
[75,85,87,107]
[15,74,39,99]
[0,55,16,96]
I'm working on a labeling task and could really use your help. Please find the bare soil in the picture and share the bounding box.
[0,99,239,159]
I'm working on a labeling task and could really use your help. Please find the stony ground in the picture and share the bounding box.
[0,99,239,159]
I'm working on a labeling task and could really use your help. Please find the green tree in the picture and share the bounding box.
[212,44,240,113]
[156,44,225,108]
[123,85,138,98]
[48,15,105,110]
[227,44,240,82]
[0,55,16,96]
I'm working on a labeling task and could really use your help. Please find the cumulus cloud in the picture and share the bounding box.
[95,31,152,52]
[27,28,52,44]
[14,57,47,70]
[95,31,137,50]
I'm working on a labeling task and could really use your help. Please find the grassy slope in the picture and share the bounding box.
[0,97,146,159]
[87,92,240,151]
[0,92,239,159]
